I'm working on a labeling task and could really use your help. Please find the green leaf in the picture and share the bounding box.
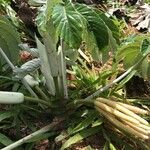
[116,35,150,80]
[0,111,14,122]
[84,31,101,61]
[141,39,150,55]
[140,55,150,80]
[52,3,86,48]
[109,143,117,150]
[98,13,120,43]
[92,119,103,127]
[0,133,13,146]
[116,44,141,68]
[75,4,109,50]
[25,143,35,150]
[35,36,55,95]
[46,0,63,22]
[0,16,20,70]
[60,126,101,150]
[68,112,98,135]
[103,142,109,150]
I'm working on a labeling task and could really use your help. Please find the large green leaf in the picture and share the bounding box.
[75,3,109,50]
[52,3,86,48]
[75,4,119,51]
[46,0,63,22]
[52,2,118,61]
[116,43,141,68]
[0,16,20,70]
[98,13,120,43]
[116,35,150,80]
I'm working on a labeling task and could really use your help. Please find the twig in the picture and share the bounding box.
[1,118,64,150]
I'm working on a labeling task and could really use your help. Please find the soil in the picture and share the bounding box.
[126,76,150,98]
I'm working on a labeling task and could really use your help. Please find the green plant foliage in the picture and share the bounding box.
[0,111,14,122]
[0,0,11,5]
[52,3,87,48]
[103,142,117,150]
[0,16,20,70]
[116,35,150,80]
[75,3,119,50]
[0,133,13,147]
[52,2,119,54]
[141,39,150,55]
[68,111,98,135]
[46,0,63,22]
[60,126,101,150]
[115,70,137,91]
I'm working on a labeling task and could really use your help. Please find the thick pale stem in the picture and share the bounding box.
[60,39,68,99]
[1,118,64,150]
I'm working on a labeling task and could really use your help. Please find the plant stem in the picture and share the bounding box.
[0,48,15,69]
[84,66,134,101]
[24,96,53,107]
[35,36,56,96]
[66,99,94,111]
[84,51,149,101]
[60,39,68,99]
[34,85,49,101]
[1,118,64,150]
[22,78,38,98]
